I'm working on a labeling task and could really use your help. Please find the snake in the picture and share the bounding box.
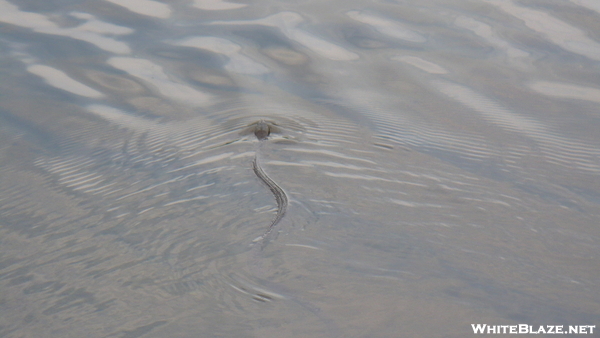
[252,120,289,242]
[244,121,342,336]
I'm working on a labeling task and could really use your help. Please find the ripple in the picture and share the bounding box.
[107,57,213,107]
[0,3,133,54]
[104,0,172,19]
[434,80,600,173]
[392,55,448,74]
[528,81,600,103]
[27,64,104,98]
[488,0,600,61]
[192,0,248,10]
[174,36,270,75]
[209,11,359,61]
[453,15,529,59]
[346,10,427,43]
[261,46,309,66]
[84,70,145,94]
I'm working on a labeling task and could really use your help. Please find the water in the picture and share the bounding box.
[1,0,599,337]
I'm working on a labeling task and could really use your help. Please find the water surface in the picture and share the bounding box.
[1,0,599,337]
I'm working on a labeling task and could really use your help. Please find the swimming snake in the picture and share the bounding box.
[252,120,288,241]
[245,121,342,336]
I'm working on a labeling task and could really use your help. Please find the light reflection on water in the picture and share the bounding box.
[0,0,599,337]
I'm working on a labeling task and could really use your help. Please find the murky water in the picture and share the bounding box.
[1,0,599,337]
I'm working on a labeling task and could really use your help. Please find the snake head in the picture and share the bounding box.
[254,120,271,140]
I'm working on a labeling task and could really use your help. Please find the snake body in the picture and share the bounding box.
[252,155,288,240]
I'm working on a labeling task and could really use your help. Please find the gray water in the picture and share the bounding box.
[1,0,599,337]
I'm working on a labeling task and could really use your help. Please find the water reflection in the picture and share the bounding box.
[488,0,600,61]
[0,0,599,337]
[210,11,360,61]
[105,0,172,19]
[174,36,270,75]
[0,2,133,54]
